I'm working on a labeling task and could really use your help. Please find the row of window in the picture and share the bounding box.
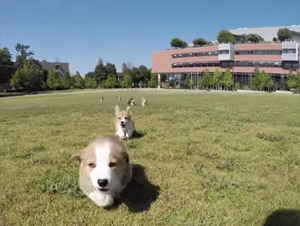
[172,49,297,58]
[173,52,218,58]
[172,61,300,68]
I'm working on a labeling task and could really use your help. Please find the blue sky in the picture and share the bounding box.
[1,0,299,74]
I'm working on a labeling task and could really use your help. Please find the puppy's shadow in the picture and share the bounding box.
[131,131,145,139]
[263,209,300,226]
[110,164,160,212]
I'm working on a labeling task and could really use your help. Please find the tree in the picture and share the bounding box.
[60,72,72,89]
[273,37,278,42]
[105,63,117,76]
[235,82,240,90]
[104,74,118,88]
[73,72,85,89]
[251,67,261,90]
[94,64,107,84]
[170,38,188,48]
[137,65,151,84]
[199,70,212,89]
[15,43,34,67]
[212,69,222,90]
[217,30,236,44]
[266,74,274,92]
[252,68,273,91]
[0,47,13,66]
[149,73,158,88]
[286,72,300,90]
[121,73,132,88]
[187,76,194,89]
[47,70,60,90]
[223,69,233,90]
[246,34,264,43]
[10,58,43,92]
[193,38,208,47]
[277,28,293,42]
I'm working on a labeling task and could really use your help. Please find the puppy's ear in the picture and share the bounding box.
[115,105,120,115]
[69,148,85,162]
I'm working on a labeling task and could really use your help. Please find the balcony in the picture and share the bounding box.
[218,43,235,61]
[282,41,299,61]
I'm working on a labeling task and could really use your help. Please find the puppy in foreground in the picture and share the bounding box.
[127,98,135,106]
[141,97,147,107]
[71,136,132,208]
[115,105,135,139]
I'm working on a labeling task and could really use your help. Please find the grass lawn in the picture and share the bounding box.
[0,91,300,226]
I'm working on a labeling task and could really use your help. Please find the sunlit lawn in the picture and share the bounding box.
[0,91,300,226]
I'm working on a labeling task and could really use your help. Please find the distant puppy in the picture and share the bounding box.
[127,98,135,106]
[100,97,104,102]
[141,97,147,107]
[115,105,135,139]
[71,136,132,208]
[117,96,122,101]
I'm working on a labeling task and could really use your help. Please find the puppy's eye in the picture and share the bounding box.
[88,163,96,168]
[124,117,128,120]
[118,117,121,120]
[109,162,116,168]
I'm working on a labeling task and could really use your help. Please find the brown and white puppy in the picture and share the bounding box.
[115,105,135,139]
[141,97,147,107]
[127,98,135,106]
[71,136,132,208]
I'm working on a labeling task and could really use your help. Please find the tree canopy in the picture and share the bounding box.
[0,48,13,66]
[277,28,293,42]
[170,38,188,48]
[217,30,236,44]
[10,58,43,92]
[192,38,209,47]
[246,34,264,43]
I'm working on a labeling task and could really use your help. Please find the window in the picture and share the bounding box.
[172,63,178,68]
[189,53,194,57]
[259,61,266,67]
[266,62,274,67]
[189,62,195,67]
[235,61,242,67]
[219,50,229,54]
[178,63,183,68]
[283,49,296,54]
[252,62,259,67]
[172,54,178,58]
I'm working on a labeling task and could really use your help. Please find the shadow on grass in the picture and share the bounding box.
[107,164,160,213]
[131,131,145,139]
[263,209,300,226]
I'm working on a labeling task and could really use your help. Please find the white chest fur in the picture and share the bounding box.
[115,121,135,139]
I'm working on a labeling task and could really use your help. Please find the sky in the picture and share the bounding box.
[1,0,299,74]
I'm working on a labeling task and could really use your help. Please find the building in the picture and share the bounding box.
[152,26,300,90]
[39,60,69,76]
[229,25,300,43]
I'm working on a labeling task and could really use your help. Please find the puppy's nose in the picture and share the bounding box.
[120,121,125,125]
[98,179,108,187]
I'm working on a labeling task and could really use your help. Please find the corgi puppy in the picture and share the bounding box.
[71,136,132,208]
[141,97,147,107]
[115,105,135,139]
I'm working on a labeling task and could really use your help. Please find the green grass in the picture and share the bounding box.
[0,91,300,226]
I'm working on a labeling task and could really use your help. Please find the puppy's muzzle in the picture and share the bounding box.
[120,121,126,127]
